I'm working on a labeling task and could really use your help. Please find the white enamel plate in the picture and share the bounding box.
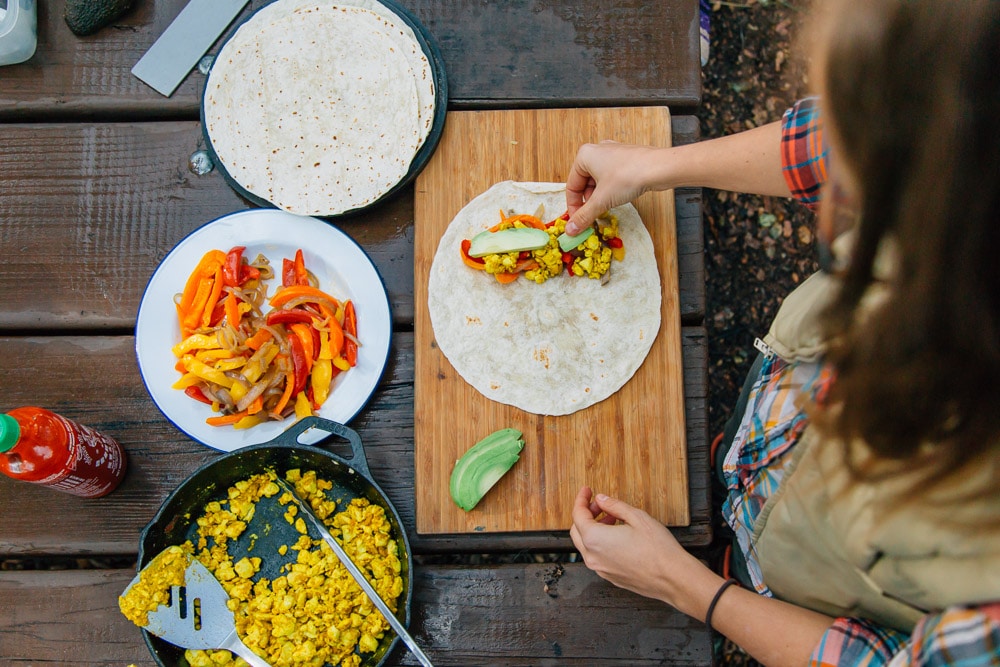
[136,210,392,452]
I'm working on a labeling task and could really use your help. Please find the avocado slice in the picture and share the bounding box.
[468,228,549,258]
[65,0,134,36]
[556,226,595,252]
[450,428,525,511]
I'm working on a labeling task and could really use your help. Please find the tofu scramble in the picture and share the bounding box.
[460,211,626,284]
[118,468,404,667]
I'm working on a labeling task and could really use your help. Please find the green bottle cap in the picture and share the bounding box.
[0,414,21,453]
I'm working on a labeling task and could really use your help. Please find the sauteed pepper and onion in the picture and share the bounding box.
[172,247,359,428]
[459,208,626,284]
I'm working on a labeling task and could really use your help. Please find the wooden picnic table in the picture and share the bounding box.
[0,0,712,664]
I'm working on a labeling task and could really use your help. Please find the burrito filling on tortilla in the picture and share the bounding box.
[427,181,662,416]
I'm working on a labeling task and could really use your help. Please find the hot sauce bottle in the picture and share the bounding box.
[0,407,127,498]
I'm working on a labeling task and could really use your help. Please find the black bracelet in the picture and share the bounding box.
[705,578,738,632]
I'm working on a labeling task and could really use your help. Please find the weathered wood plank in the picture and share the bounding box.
[0,120,703,330]
[0,328,708,557]
[0,563,711,665]
[0,1,700,120]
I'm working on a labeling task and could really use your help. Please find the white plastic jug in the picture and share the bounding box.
[0,0,37,66]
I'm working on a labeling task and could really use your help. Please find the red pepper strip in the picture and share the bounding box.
[607,237,624,249]
[239,264,260,284]
[282,258,296,288]
[558,210,570,220]
[184,386,212,405]
[289,323,315,374]
[288,332,309,395]
[208,298,227,327]
[265,309,315,326]
[223,246,246,287]
[343,300,358,367]
[460,239,487,270]
[293,249,309,286]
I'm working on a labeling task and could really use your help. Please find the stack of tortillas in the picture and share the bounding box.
[203,0,437,216]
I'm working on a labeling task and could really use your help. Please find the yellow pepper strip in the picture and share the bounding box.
[233,414,266,430]
[333,356,351,372]
[213,358,247,372]
[294,391,312,420]
[194,349,235,362]
[181,355,234,388]
[310,359,333,406]
[172,333,221,357]
[243,344,278,384]
[200,265,225,329]
[318,329,332,360]
[229,380,249,403]
[170,373,202,390]
[269,367,295,418]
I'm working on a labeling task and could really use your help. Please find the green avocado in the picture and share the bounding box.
[65,0,135,37]
[468,227,549,258]
[449,428,525,512]
[556,226,595,252]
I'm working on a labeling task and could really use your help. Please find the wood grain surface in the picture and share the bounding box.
[0,119,703,331]
[0,0,700,120]
[0,563,712,666]
[414,108,688,534]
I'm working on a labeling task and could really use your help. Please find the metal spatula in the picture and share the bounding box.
[123,559,271,667]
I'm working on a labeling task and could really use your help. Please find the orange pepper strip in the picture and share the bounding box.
[293,249,309,286]
[179,250,226,314]
[270,370,296,417]
[182,278,214,332]
[200,266,225,328]
[502,214,546,230]
[245,328,273,351]
[494,272,519,284]
[289,323,315,374]
[206,411,248,426]
[460,239,487,270]
[224,292,241,327]
[269,285,341,310]
[246,395,264,416]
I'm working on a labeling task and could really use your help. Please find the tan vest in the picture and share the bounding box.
[753,271,1000,632]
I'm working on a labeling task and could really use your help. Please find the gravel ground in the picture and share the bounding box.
[699,0,815,663]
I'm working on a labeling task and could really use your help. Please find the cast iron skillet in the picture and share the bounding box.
[137,417,413,667]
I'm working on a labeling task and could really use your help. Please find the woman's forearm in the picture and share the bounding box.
[642,121,792,196]
[664,561,834,667]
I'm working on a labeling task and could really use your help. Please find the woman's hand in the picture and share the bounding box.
[569,486,711,611]
[565,143,663,235]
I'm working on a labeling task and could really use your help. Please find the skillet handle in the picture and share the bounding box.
[271,417,371,478]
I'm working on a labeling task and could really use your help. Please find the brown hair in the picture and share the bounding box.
[812,0,1000,489]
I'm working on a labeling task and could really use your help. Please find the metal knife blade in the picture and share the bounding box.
[132,0,249,97]
[275,478,434,667]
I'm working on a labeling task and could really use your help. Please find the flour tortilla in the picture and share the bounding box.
[204,0,434,216]
[427,181,662,416]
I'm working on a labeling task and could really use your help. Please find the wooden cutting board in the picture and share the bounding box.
[413,108,688,534]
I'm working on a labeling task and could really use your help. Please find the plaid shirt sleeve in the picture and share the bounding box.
[780,97,828,210]
[809,604,1000,666]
